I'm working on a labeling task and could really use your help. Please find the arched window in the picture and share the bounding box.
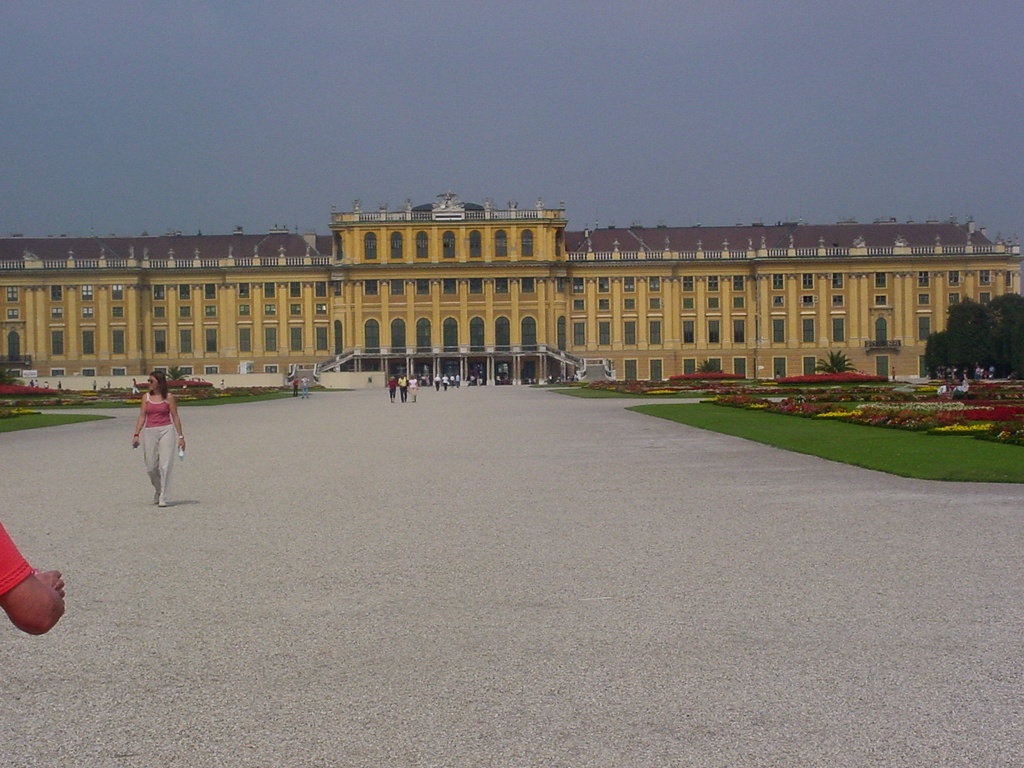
[875,317,888,344]
[364,319,380,351]
[390,232,403,260]
[442,318,459,350]
[470,317,485,350]
[6,330,20,359]
[442,231,456,259]
[521,316,537,346]
[363,232,377,260]
[521,230,534,257]
[469,230,482,258]
[495,230,508,257]
[495,316,511,349]
[557,316,566,350]
[416,318,432,351]
[391,318,406,350]
[334,320,343,354]
[415,231,429,259]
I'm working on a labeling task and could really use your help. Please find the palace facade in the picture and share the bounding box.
[0,194,1020,383]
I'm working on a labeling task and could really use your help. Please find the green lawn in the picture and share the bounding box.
[630,402,1024,483]
[0,413,112,432]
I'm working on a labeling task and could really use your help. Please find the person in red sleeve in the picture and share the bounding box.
[0,521,65,635]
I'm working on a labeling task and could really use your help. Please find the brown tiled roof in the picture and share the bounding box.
[0,232,329,264]
[565,220,996,253]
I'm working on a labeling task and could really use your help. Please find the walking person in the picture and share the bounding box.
[398,374,409,403]
[409,376,418,403]
[131,371,186,508]
[387,375,398,403]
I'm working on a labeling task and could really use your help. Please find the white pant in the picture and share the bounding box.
[142,425,176,503]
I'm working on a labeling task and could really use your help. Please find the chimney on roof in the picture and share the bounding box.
[234,226,244,235]
[967,219,976,235]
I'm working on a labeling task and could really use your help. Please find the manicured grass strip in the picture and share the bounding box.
[0,413,112,432]
[630,402,1024,483]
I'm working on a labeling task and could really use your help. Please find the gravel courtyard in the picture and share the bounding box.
[1,386,1022,767]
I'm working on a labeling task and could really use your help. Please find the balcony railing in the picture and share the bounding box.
[864,340,902,350]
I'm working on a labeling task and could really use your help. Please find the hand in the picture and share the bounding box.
[178,436,186,448]
[35,570,65,599]
[132,437,139,448]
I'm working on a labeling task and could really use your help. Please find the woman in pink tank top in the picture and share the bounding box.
[131,371,186,507]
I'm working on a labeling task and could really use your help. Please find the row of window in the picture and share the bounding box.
[38,364,279,378]
[48,326,331,356]
[363,277,539,296]
[361,229,534,261]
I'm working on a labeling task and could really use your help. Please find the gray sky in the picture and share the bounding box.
[2,1,1021,239]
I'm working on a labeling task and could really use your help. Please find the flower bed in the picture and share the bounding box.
[775,372,887,385]
[667,372,745,381]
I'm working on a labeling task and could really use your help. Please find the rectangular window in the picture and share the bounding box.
[648,277,660,291]
[179,329,192,354]
[520,277,535,293]
[733,296,745,309]
[443,279,457,294]
[875,272,887,288]
[772,318,785,343]
[315,326,328,351]
[81,284,94,300]
[204,366,218,375]
[179,284,191,300]
[802,273,814,289]
[264,304,277,316]
[573,322,585,346]
[204,305,216,317]
[290,281,301,298]
[918,293,930,305]
[733,275,745,291]
[264,282,276,298]
[573,299,585,311]
[802,318,815,343]
[238,283,251,298]
[733,319,745,343]
[494,278,509,294]
[81,368,96,377]
[624,277,636,292]
[112,367,126,376]
[683,358,696,375]
[624,321,636,345]
[469,278,483,295]
[649,359,663,381]
[264,326,277,352]
[832,295,844,307]
[949,293,960,305]
[733,357,746,377]
[6,309,18,320]
[239,327,252,352]
[980,292,991,304]
[772,296,784,307]
[708,320,721,344]
[180,305,192,318]
[832,317,846,343]
[875,295,888,306]
[290,303,302,315]
[315,281,327,297]
[264,364,279,374]
[683,320,695,344]
[290,327,303,351]
[416,279,430,295]
[707,276,719,292]
[572,277,584,293]
[948,270,960,286]
[152,285,164,300]
[682,297,694,310]
[205,328,217,353]
[239,304,251,316]
[918,271,930,287]
[803,356,816,376]
[979,270,991,285]
[598,298,610,311]
[51,285,63,300]
[82,306,94,318]
[112,329,125,354]
[598,321,611,345]
[81,330,95,355]
[831,273,844,289]
[204,283,216,300]
[364,280,378,296]
[110,284,124,300]
[707,296,720,309]
[315,303,327,315]
[153,306,166,318]
[682,276,694,291]
[624,298,636,310]
[917,316,931,340]
[598,277,610,293]
[153,329,166,354]
[649,298,662,310]
[49,368,66,377]
[649,320,662,345]
[51,307,64,319]
[801,295,815,307]
[772,274,784,290]
[390,280,404,296]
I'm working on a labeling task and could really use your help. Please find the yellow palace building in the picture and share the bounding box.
[0,193,1020,385]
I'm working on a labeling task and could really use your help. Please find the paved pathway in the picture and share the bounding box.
[1,387,1022,767]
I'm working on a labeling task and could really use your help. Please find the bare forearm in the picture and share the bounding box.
[1,572,65,635]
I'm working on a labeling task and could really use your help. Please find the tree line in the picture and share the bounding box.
[925,294,1024,378]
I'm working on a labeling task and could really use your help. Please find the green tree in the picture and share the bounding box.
[944,300,993,370]
[697,358,721,373]
[987,293,1024,375]
[0,367,18,385]
[166,366,187,381]
[814,350,855,374]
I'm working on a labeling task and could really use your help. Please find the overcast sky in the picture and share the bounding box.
[2,1,1021,239]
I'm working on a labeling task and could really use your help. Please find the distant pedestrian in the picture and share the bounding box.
[292,379,299,397]
[442,375,449,391]
[301,377,310,399]
[398,375,409,403]
[408,376,418,403]
[434,377,440,392]
[388,376,398,403]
